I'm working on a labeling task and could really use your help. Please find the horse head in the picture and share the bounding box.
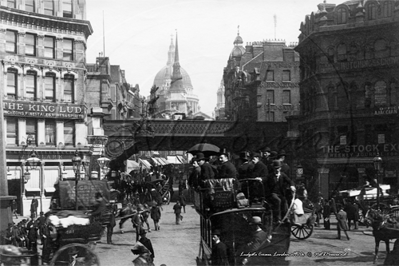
[365,209,389,230]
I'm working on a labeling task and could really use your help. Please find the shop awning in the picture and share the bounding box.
[126,160,140,172]
[150,157,161,166]
[159,158,170,165]
[139,159,152,169]
[45,187,56,193]
[25,188,40,192]
[167,156,184,164]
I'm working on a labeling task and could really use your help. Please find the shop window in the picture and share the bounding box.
[266,70,274,81]
[44,0,54,16]
[282,70,291,82]
[44,73,56,102]
[64,121,75,146]
[64,74,74,102]
[7,0,16,8]
[63,39,73,61]
[7,117,17,145]
[63,0,73,18]
[6,30,17,53]
[266,111,275,122]
[25,33,36,56]
[26,119,37,145]
[337,8,347,24]
[368,2,377,20]
[266,90,274,104]
[44,36,55,58]
[283,90,291,104]
[7,69,17,99]
[26,71,37,100]
[25,0,35,12]
[45,121,56,145]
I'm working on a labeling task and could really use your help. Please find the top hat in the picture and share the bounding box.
[250,216,262,225]
[239,151,250,161]
[195,152,207,161]
[270,151,278,159]
[278,150,287,157]
[212,229,221,236]
[219,148,228,156]
[272,160,282,168]
[263,147,271,153]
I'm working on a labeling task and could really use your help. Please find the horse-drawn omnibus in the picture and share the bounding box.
[194,178,292,266]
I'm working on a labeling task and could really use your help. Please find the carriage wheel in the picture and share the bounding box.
[291,224,313,240]
[163,191,171,205]
[50,243,100,266]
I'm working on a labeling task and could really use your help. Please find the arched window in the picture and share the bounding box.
[367,2,377,20]
[382,1,393,17]
[374,80,387,106]
[337,8,347,24]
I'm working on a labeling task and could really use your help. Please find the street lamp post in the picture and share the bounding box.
[26,150,42,212]
[72,150,82,210]
[373,154,382,210]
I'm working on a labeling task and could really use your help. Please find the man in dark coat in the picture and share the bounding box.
[332,199,350,240]
[344,200,359,230]
[91,192,107,223]
[196,152,215,184]
[150,201,161,231]
[138,229,155,261]
[173,201,183,225]
[266,160,296,222]
[237,151,253,180]
[211,229,229,266]
[323,200,332,230]
[251,152,269,180]
[277,150,291,179]
[244,216,270,254]
[218,152,237,179]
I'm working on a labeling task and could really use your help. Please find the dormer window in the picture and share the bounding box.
[368,2,377,20]
[337,8,347,24]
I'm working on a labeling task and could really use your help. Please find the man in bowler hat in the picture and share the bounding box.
[196,152,215,183]
[247,216,270,252]
[277,150,291,178]
[211,229,229,266]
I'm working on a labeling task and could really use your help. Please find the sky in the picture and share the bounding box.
[85,0,343,117]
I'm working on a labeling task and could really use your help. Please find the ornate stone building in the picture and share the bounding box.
[292,0,399,197]
[223,31,300,123]
[214,79,225,120]
[0,0,92,215]
[153,34,200,118]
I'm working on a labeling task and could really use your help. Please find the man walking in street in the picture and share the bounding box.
[150,201,161,231]
[30,196,38,218]
[173,201,183,225]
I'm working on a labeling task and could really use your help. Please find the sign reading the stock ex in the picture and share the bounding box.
[3,100,85,119]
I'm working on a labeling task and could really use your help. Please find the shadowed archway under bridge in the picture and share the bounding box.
[103,119,288,161]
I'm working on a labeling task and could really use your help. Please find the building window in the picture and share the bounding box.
[282,70,291,82]
[7,0,16,8]
[337,43,347,62]
[6,30,17,53]
[45,120,56,145]
[26,119,37,145]
[7,117,17,145]
[368,3,377,20]
[64,121,75,146]
[45,73,56,102]
[44,36,55,58]
[25,0,35,12]
[25,33,36,56]
[382,1,393,17]
[266,70,274,81]
[282,90,291,104]
[63,39,73,61]
[7,69,17,99]
[266,111,275,122]
[266,90,274,104]
[26,71,37,100]
[63,0,73,18]
[337,8,347,24]
[374,80,387,106]
[44,0,54,15]
[64,74,74,102]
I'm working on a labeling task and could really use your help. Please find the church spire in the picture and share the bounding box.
[172,30,182,81]
[167,34,175,66]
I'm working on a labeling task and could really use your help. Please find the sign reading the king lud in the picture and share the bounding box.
[3,100,85,119]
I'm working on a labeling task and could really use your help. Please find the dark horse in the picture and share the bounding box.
[365,208,399,263]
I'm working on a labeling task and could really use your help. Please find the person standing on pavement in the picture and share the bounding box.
[332,200,350,240]
[173,201,183,225]
[344,200,359,230]
[150,201,161,231]
[179,193,186,213]
[138,229,155,263]
[211,229,229,266]
[12,200,18,219]
[30,196,38,218]
[323,200,332,230]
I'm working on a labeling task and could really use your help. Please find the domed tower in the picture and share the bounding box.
[152,33,199,117]
[229,26,246,66]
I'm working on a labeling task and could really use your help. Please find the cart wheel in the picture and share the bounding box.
[163,191,171,205]
[291,224,313,240]
[50,243,100,266]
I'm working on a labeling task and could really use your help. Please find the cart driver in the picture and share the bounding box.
[90,192,106,223]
